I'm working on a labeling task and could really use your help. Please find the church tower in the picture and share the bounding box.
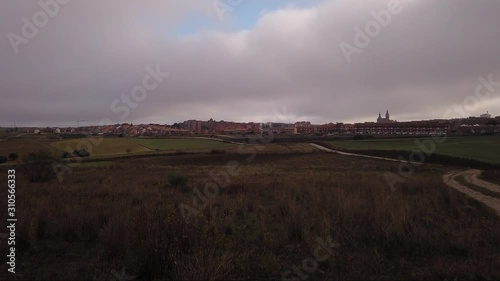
[385,110,389,120]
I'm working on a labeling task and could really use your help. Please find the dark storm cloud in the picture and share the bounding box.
[1,0,499,127]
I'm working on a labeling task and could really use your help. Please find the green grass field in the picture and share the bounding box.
[50,138,152,157]
[327,135,500,164]
[49,137,314,159]
[131,138,233,151]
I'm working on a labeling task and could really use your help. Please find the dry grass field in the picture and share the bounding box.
[0,139,58,164]
[1,148,499,280]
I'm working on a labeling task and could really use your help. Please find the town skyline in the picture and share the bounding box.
[2,110,496,131]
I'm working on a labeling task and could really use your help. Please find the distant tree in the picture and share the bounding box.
[73,149,90,157]
[62,152,73,159]
[8,153,19,161]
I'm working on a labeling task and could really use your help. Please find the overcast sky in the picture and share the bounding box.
[1,0,500,127]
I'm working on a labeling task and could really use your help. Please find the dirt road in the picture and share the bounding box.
[443,170,500,216]
[309,143,423,164]
[310,143,500,216]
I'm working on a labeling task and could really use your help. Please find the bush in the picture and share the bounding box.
[175,150,187,155]
[73,149,90,157]
[211,149,226,154]
[9,153,19,161]
[22,150,57,183]
[0,156,8,164]
[168,175,188,187]
[62,152,73,159]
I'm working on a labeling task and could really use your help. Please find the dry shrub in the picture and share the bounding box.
[122,205,238,280]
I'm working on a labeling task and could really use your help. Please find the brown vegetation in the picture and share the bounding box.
[1,152,499,280]
[482,169,500,185]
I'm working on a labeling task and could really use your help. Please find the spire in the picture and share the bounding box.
[385,110,389,119]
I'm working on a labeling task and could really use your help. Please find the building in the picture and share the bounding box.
[283,126,298,134]
[480,111,492,118]
[355,121,450,135]
[296,126,317,134]
[295,121,312,128]
[462,116,493,125]
[186,120,202,132]
[317,123,343,134]
[342,123,355,134]
[377,110,396,123]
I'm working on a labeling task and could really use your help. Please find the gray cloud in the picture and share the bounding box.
[1,0,500,127]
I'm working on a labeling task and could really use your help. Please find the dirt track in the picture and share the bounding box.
[443,170,500,216]
[310,143,500,217]
[309,143,423,164]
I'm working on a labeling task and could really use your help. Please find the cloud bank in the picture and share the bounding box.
[1,0,499,127]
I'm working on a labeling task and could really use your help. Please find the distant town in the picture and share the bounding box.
[2,111,499,137]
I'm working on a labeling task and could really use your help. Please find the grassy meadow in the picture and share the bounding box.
[50,138,152,157]
[327,135,500,164]
[46,137,320,159]
[2,149,499,280]
[131,138,233,151]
